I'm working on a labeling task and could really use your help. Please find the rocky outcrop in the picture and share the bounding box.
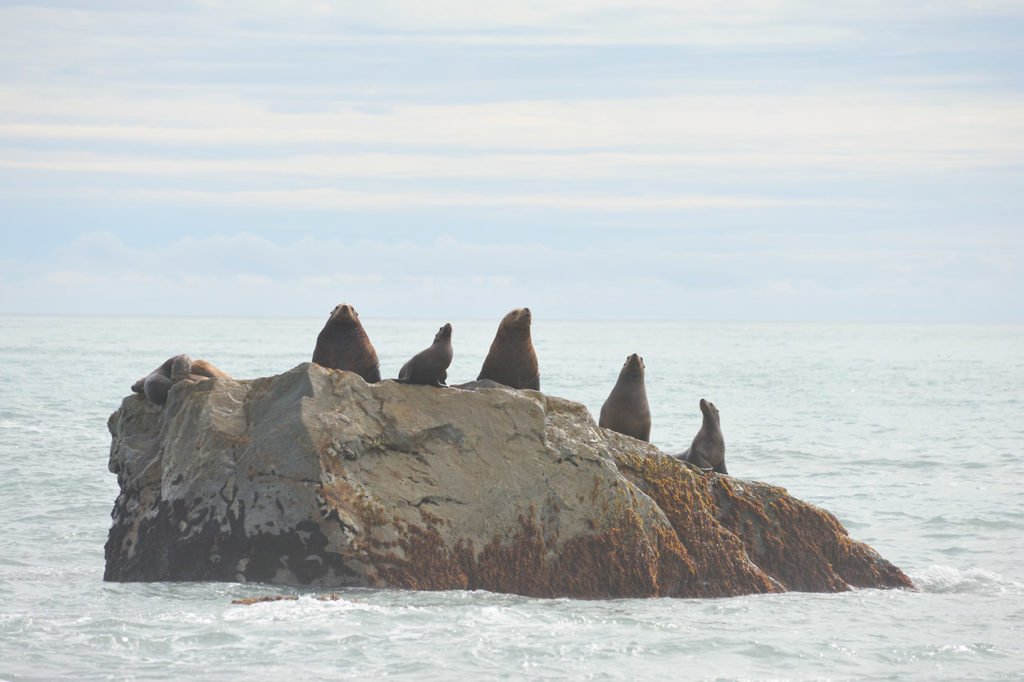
[104,363,913,598]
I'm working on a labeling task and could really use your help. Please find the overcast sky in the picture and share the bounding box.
[1,1,1022,320]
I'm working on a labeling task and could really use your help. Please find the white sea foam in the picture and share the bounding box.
[912,565,1021,594]
[0,419,43,432]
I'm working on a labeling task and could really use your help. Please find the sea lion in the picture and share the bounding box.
[311,303,381,383]
[131,354,232,406]
[130,354,188,405]
[477,307,540,390]
[598,353,651,442]
[677,398,727,474]
[396,323,453,387]
[188,358,232,381]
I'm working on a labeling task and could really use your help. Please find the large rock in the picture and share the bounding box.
[104,363,913,598]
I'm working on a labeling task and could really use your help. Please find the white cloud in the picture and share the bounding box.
[2,0,1019,74]
[26,0,1014,46]
[0,144,1010,185]
[2,92,1022,175]
[2,230,1015,321]
[1,1,1022,321]
[0,2,863,48]
[46,187,843,211]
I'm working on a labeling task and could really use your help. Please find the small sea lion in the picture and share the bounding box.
[677,398,727,474]
[598,353,651,442]
[130,354,187,405]
[397,323,453,387]
[131,354,232,406]
[477,307,540,390]
[311,303,381,383]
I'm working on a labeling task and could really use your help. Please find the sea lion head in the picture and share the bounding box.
[500,307,533,334]
[700,398,720,423]
[169,354,193,382]
[621,353,645,378]
[327,303,360,326]
[435,323,453,343]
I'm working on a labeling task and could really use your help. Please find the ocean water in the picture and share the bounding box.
[1,315,1022,681]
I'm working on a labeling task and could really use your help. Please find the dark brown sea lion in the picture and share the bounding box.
[677,398,727,474]
[477,307,540,390]
[397,323,453,387]
[131,354,232,406]
[311,303,381,383]
[598,353,651,442]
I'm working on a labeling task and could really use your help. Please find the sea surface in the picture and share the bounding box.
[1,316,1022,680]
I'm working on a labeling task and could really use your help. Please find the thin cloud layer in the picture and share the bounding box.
[1,232,1017,321]
[0,1,1022,320]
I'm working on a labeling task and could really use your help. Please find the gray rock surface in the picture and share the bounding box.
[104,363,913,598]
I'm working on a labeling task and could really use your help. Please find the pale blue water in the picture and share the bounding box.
[1,316,1022,680]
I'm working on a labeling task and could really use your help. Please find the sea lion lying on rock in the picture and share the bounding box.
[131,354,232,406]
[599,353,651,442]
[676,398,727,474]
[477,307,540,390]
[397,323,453,387]
[312,303,381,383]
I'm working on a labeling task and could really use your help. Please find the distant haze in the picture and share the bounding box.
[1,1,1022,321]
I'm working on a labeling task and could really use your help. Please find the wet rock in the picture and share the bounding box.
[104,363,913,598]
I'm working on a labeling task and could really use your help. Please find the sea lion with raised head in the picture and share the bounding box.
[131,354,232,406]
[598,353,651,442]
[397,323,453,387]
[677,398,726,474]
[477,307,540,390]
[312,303,381,383]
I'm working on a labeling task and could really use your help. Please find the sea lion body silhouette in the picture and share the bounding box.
[131,354,231,406]
[477,307,540,390]
[678,398,726,474]
[397,323,453,387]
[312,303,381,383]
[598,353,651,442]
